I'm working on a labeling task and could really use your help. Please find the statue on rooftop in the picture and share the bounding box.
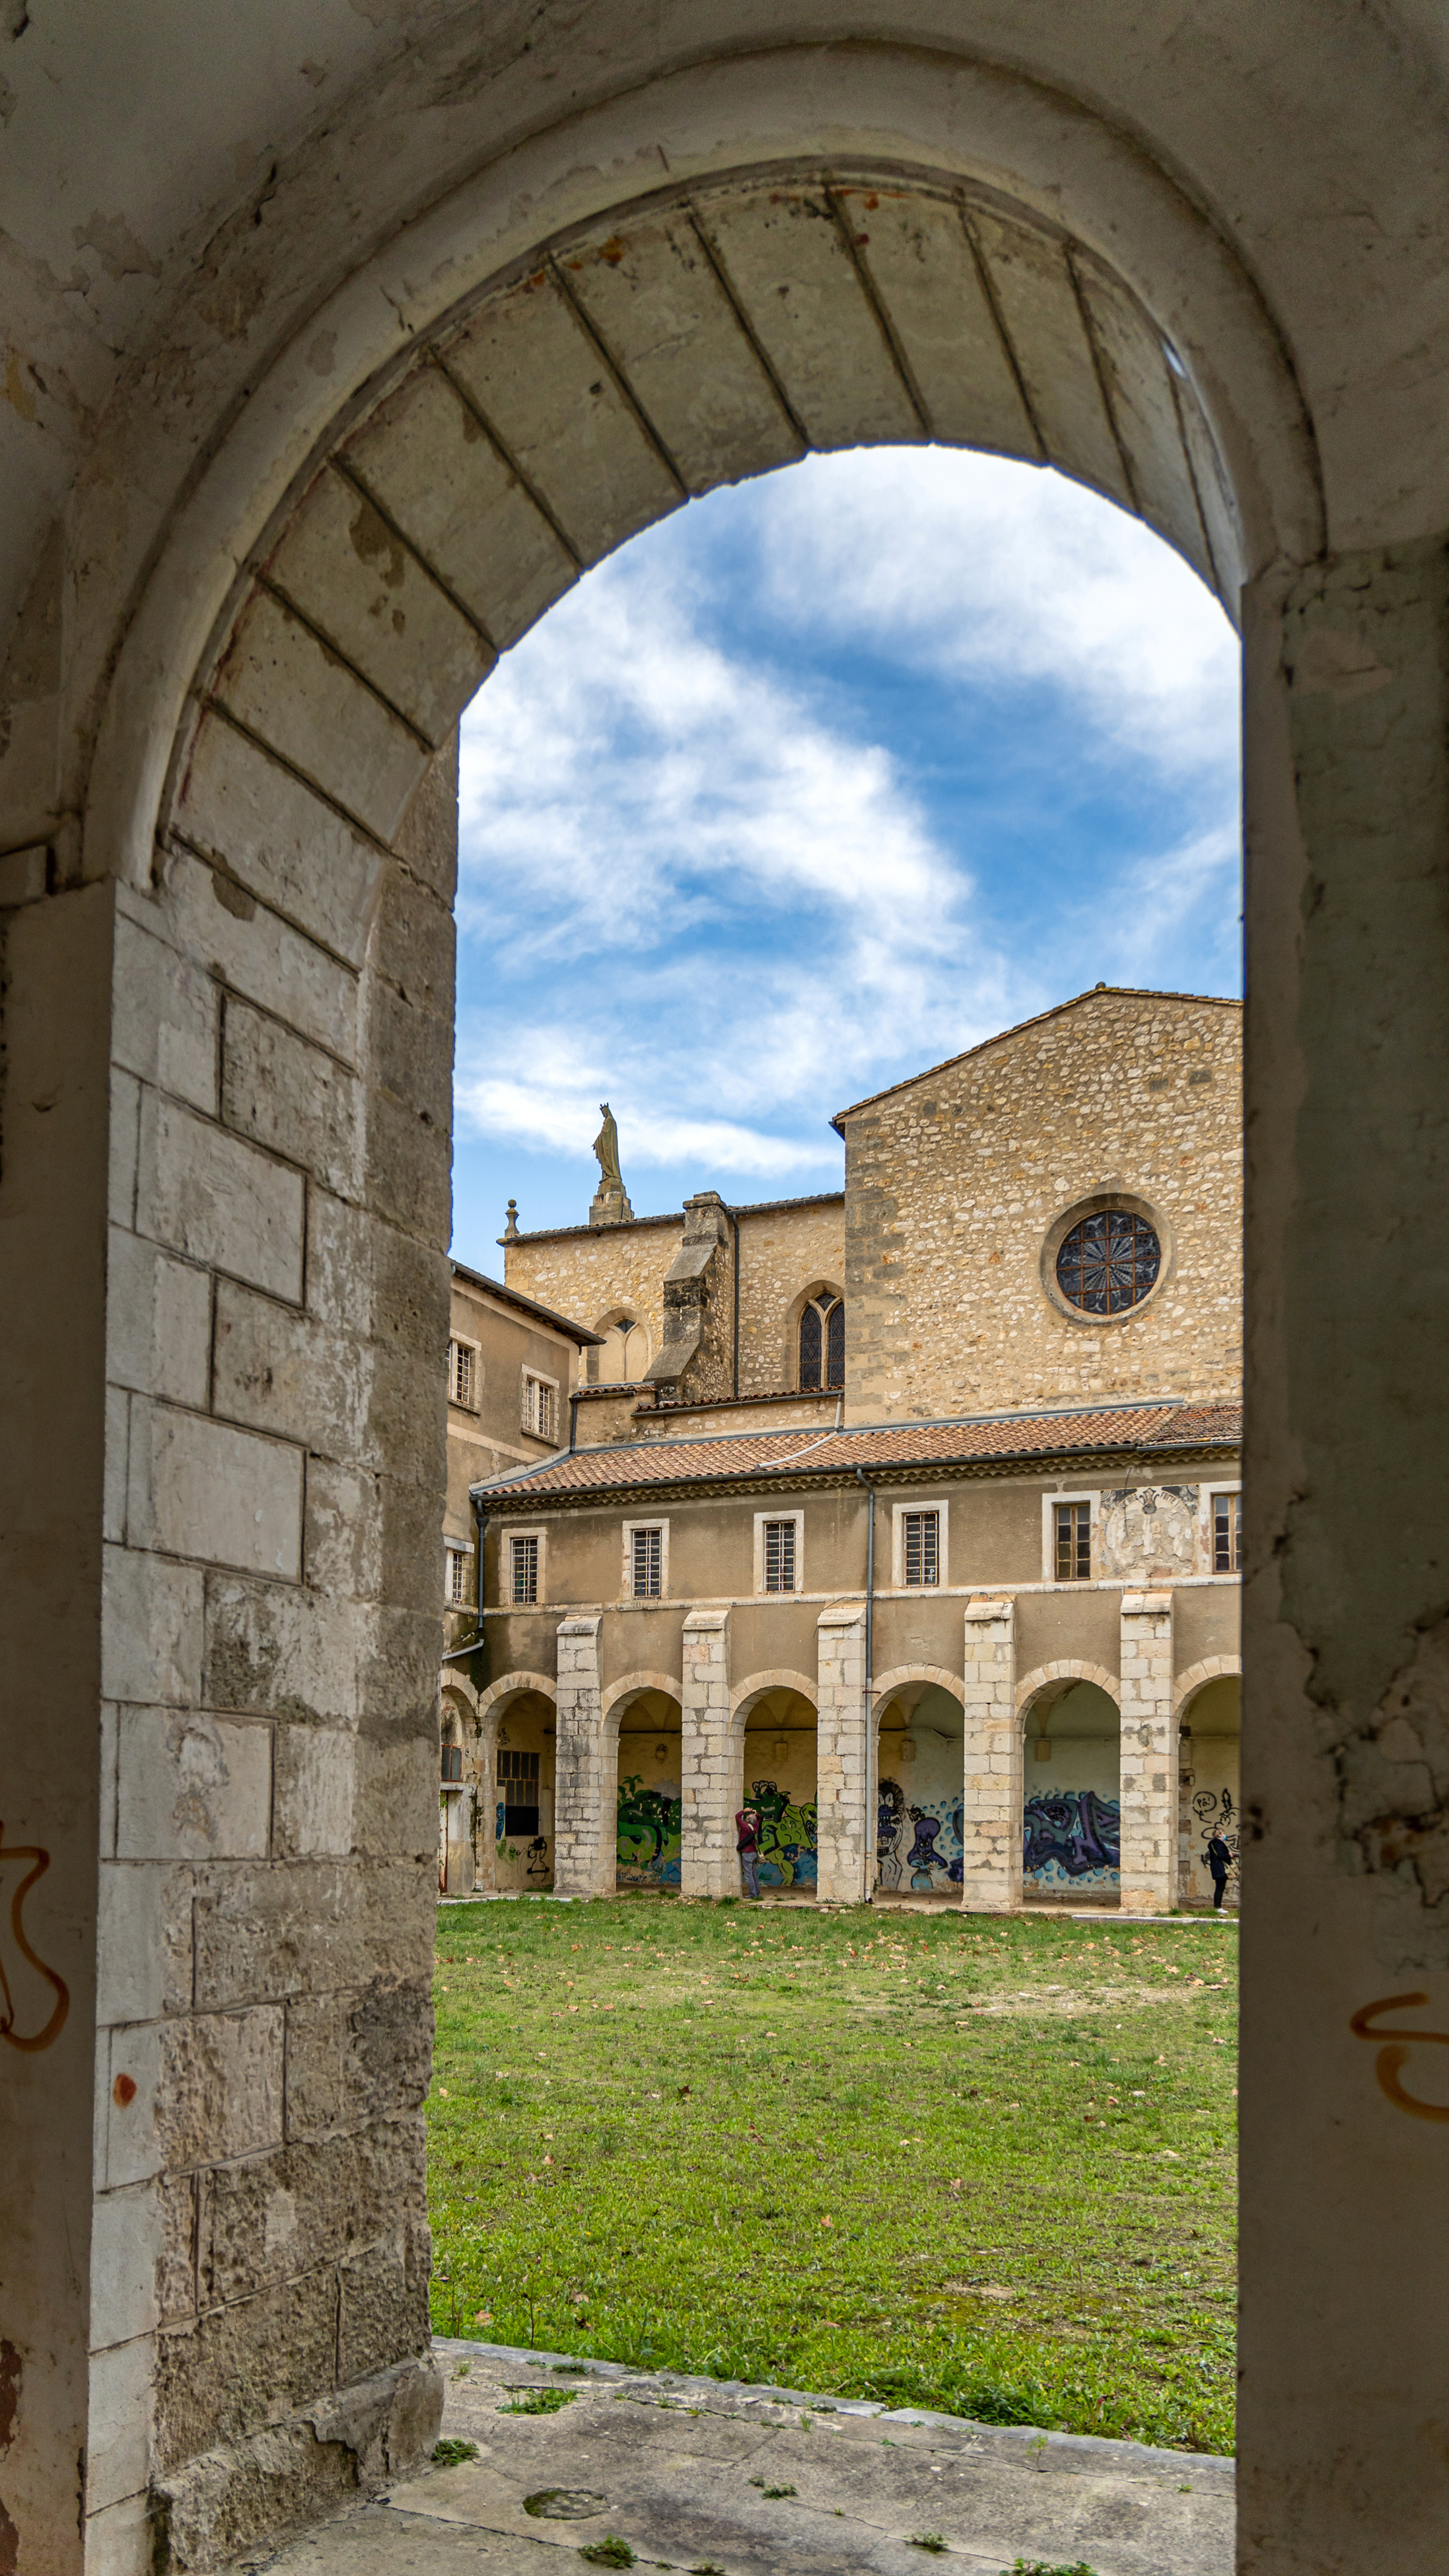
[590,1101,633,1227]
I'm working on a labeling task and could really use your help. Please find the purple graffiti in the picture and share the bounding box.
[1023,1789,1121,1880]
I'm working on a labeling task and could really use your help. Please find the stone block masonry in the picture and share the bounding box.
[552,1616,611,1897]
[960,1598,1020,1911]
[816,1606,870,1904]
[841,989,1241,1423]
[77,734,460,2566]
[1118,1591,1177,1912]
[680,1611,733,1898]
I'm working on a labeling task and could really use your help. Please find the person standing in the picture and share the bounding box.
[1204,1830,1234,1910]
[736,1805,761,1900]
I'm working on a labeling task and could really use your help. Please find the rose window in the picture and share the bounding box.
[1055,1210,1161,1315]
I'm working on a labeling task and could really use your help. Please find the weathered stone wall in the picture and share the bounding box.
[83,733,456,2565]
[735,1196,845,1392]
[505,1219,682,1374]
[446,1275,583,1544]
[839,990,1242,1423]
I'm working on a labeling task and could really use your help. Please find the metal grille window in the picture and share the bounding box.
[631,1526,662,1598]
[763,1519,796,1592]
[902,1509,940,1587]
[522,1373,557,1441]
[446,1548,470,1606]
[497,1746,540,1838]
[511,1534,539,1604]
[1213,1490,1242,1574]
[448,1339,475,1406]
[1055,1502,1092,1581]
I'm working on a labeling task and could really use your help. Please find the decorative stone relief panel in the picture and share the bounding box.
[1097,1484,1199,1581]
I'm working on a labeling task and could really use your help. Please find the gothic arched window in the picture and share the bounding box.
[799,1295,845,1392]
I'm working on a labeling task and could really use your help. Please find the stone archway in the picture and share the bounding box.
[602,1672,686,1890]
[7,24,1447,2569]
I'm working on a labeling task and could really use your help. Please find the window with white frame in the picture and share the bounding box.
[509,1532,540,1604]
[448,1338,477,1408]
[759,1514,800,1593]
[629,1524,663,1599]
[901,1509,940,1587]
[521,1371,557,1442]
[445,1543,472,1607]
[1212,1488,1242,1574]
[1055,1501,1092,1581]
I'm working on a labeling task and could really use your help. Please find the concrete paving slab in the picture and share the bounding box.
[240,2340,1234,2576]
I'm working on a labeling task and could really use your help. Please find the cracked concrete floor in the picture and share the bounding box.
[244,2340,1233,2576]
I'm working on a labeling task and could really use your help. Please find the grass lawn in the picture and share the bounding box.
[427,1895,1238,2454]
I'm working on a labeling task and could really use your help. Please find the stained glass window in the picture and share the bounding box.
[826,1298,845,1390]
[800,1297,844,1390]
[799,1303,822,1389]
[1055,1209,1160,1315]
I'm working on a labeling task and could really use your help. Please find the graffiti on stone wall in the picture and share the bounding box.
[748,1778,818,1890]
[877,1781,964,1890]
[1023,1789,1121,1888]
[1189,1785,1240,1892]
[617,1777,682,1887]
[0,1826,69,2052]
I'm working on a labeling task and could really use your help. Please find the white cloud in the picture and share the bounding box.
[453,447,1240,1213]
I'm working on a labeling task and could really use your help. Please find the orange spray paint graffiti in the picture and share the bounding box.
[0,1824,69,2053]
[1349,1992,1449,2122]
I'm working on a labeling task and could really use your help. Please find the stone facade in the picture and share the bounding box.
[839,989,1242,1423]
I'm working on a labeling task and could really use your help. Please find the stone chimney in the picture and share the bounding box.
[643,1192,735,1404]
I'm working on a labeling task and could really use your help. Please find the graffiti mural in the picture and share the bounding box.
[877,1781,964,1890]
[748,1777,818,1890]
[1189,1784,1240,1900]
[1023,1789,1121,1890]
[617,1775,682,1887]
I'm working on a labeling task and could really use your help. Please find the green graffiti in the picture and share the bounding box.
[617,1775,682,1887]
[746,1779,818,1890]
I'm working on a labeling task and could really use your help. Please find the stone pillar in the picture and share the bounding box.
[0,738,456,2572]
[816,1605,870,1904]
[960,1598,1019,1911]
[551,1617,610,1898]
[1118,1591,1177,1912]
[679,1610,732,1899]
[1239,539,1449,2569]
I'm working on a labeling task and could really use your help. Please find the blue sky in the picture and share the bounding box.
[450,447,1240,1268]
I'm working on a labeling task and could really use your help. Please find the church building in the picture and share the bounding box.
[443,985,1242,1917]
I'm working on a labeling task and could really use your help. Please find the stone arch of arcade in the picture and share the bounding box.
[602,1671,686,1892]
[7,20,1448,2571]
[872,1666,967,1900]
[1176,1657,1243,1914]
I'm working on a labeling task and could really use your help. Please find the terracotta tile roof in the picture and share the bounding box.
[474,1400,1240,1507]
[830,985,1241,1130]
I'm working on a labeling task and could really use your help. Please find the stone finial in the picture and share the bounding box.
[499,1198,520,1244]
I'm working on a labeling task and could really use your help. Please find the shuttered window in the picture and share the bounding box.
[1055,1503,1092,1581]
[511,1534,539,1604]
[763,1519,796,1592]
[902,1509,940,1587]
[631,1526,662,1598]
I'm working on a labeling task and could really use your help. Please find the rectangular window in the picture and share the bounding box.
[446,1548,470,1606]
[441,1743,463,1783]
[763,1519,796,1592]
[497,1746,540,1839]
[630,1524,663,1599]
[511,1534,539,1604]
[448,1339,475,1406]
[902,1509,940,1588]
[1213,1489,1242,1574]
[1055,1501,1092,1581]
[522,1373,556,1442]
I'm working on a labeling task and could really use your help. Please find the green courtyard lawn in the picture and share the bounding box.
[427,1896,1238,2455]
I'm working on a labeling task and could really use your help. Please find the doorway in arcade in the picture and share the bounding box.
[1022,1682,1121,1904]
[495,1688,555,1891]
[741,1689,818,1893]
[1179,1675,1241,1910]
[876,1684,965,1894]
[615,1689,683,1888]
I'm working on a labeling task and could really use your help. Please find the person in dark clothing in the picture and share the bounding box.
[736,1805,761,1900]
[1204,1832,1234,1909]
